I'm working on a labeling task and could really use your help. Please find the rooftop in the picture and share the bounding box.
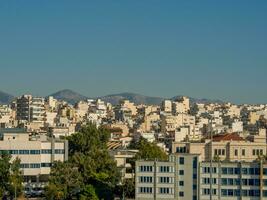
[212,133,245,142]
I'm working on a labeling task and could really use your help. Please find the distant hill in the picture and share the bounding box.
[49,89,87,105]
[0,91,14,104]
[99,92,164,105]
[100,93,224,105]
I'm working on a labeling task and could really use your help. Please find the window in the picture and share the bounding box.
[179,170,184,175]
[228,168,234,174]
[140,176,153,183]
[160,166,170,173]
[242,149,246,156]
[221,189,227,196]
[253,149,256,156]
[234,168,240,175]
[41,163,51,167]
[222,168,227,174]
[55,149,65,154]
[203,189,210,195]
[159,188,170,194]
[30,150,40,154]
[235,149,238,156]
[242,168,248,174]
[179,181,184,186]
[179,191,184,197]
[159,177,170,184]
[41,149,52,154]
[19,150,29,154]
[139,187,152,194]
[20,163,29,168]
[222,178,227,185]
[193,157,198,169]
[179,157,185,165]
[140,165,153,172]
[30,163,40,168]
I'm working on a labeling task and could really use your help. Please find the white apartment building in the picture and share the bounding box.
[136,153,267,200]
[135,154,199,200]
[0,128,68,184]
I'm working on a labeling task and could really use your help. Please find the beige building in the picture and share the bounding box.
[249,112,261,125]
[162,100,172,113]
[172,129,267,162]
[172,97,190,114]
[120,100,137,116]
[161,114,195,133]
[140,113,160,132]
[0,128,68,184]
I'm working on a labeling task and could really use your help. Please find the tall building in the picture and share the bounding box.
[16,95,31,121]
[16,95,45,123]
[162,100,172,113]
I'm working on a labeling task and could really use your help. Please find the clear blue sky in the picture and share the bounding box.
[0,1,266,104]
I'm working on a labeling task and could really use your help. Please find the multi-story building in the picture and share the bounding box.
[172,129,267,162]
[16,95,45,123]
[0,128,68,185]
[162,100,172,113]
[136,153,267,200]
[199,161,267,200]
[16,95,31,121]
[135,154,199,200]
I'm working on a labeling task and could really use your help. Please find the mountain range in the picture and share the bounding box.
[0,91,14,104]
[0,89,223,105]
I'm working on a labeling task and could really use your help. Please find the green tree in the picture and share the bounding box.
[45,161,83,200]
[46,124,119,200]
[0,153,23,198]
[9,158,23,198]
[79,185,99,200]
[130,137,168,161]
[122,178,135,199]
[0,153,11,197]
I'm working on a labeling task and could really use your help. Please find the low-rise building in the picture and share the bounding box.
[0,128,68,186]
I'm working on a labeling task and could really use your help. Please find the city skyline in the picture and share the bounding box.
[1,1,267,104]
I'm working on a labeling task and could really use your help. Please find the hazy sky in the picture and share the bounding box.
[0,1,266,104]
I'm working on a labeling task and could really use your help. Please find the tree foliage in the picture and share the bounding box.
[130,137,168,161]
[45,161,83,200]
[46,124,119,200]
[0,153,23,198]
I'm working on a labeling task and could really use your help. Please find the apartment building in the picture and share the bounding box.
[0,128,68,185]
[135,154,198,200]
[136,153,267,200]
[16,95,45,123]
[172,129,267,162]
[199,161,267,200]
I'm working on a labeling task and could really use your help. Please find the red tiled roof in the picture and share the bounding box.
[212,133,245,142]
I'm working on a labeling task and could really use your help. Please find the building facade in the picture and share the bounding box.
[0,128,68,185]
[136,153,267,200]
